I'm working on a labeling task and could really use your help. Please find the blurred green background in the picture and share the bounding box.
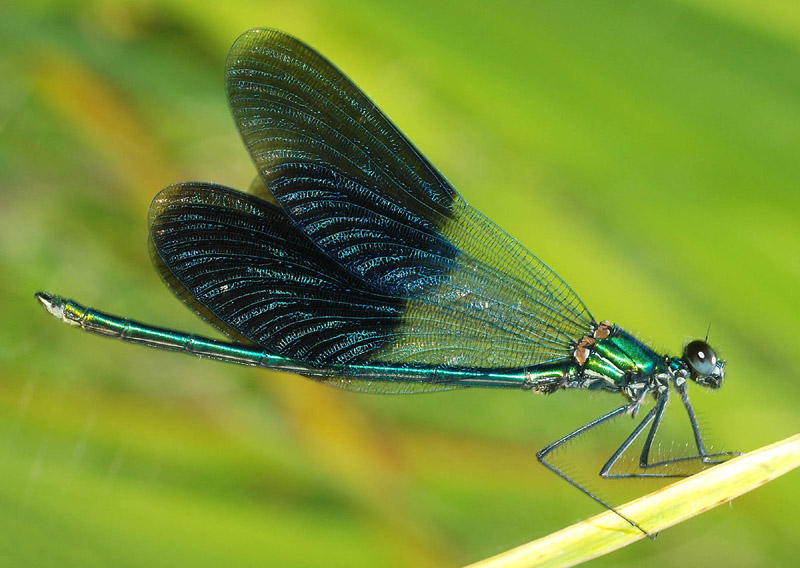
[2,0,799,566]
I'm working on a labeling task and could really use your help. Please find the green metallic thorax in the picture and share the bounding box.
[526,325,667,398]
[588,327,664,384]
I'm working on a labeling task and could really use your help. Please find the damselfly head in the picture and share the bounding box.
[683,339,724,388]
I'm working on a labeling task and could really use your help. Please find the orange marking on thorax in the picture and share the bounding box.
[573,321,614,366]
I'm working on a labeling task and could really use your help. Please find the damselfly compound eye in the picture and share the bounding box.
[684,340,717,377]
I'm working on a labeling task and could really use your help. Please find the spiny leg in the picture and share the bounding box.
[537,404,654,537]
[675,382,741,466]
[602,386,739,476]
[600,393,672,478]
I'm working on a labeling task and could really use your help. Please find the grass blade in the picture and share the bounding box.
[466,433,800,568]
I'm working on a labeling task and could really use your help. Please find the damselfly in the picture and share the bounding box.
[36,28,739,535]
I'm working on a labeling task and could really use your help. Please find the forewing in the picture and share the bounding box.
[226,29,594,369]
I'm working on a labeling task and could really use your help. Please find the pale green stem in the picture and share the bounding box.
[466,433,800,568]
